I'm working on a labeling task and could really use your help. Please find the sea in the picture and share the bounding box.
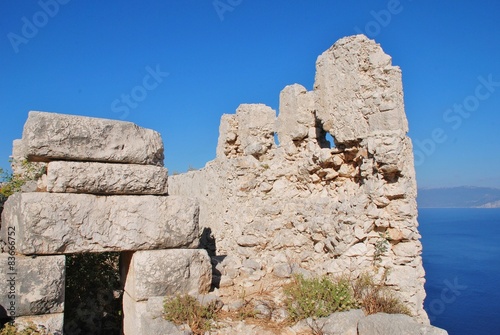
[419,208,500,335]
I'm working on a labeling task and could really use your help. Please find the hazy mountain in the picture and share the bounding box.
[417,186,500,208]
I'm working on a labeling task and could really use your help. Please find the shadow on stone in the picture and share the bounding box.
[199,227,217,257]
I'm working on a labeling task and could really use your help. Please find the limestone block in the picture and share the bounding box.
[392,241,420,257]
[294,309,364,335]
[21,111,164,165]
[13,313,64,335]
[11,139,27,175]
[123,295,191,335]
[0,254,65,316]
[122,249,212,301]
[276,84,315,144]
[357,313,448,335]
[216,114,239,158]
[235,104,276,157]
[1,193,199,254]
[385,265,423,291]
[10,139,47,187]
[314,35,408,143]
[343,243,368,257]
[122,293,147,335]
[46,161,168,195]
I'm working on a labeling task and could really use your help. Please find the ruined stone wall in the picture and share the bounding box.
[169,35,428,322]
[0,112,212,334]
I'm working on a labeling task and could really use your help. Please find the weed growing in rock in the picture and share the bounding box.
[0,322,50,335]
[284,275,359,322]
[373,231,390,264]
[283,273,411,324]
[0,160,46,199]
[352,273,411,316]
[163,294,219,335]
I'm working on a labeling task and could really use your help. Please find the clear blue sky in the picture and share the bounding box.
[1,0,499,188]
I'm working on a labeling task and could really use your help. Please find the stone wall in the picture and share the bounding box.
[0,34,432,333]
[0,112,211,334]
[169,35,428,322]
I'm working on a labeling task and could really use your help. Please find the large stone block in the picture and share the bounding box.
[357,313,448,335]
[314,35,408,143]
[13,313,64,335]
[21,111,164,165]
[122,249,212,301]
[1,193,199,254]
[122,294,189,335]
[236,104,276,157]
[46,161,168,195]
[276,84,315,144]
[122,293,147,335]
[293,309,363,335]
[0,254,65,317]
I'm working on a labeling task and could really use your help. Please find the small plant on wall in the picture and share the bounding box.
[373,231,390,265]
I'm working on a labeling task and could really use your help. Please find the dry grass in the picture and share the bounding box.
[163,294,220,335]
[163,273,411,335]
[352,273,412,316]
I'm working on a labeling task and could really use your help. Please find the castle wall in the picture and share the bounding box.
[169,35,428,323]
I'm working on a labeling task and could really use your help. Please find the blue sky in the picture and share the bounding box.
[1,0,499,188]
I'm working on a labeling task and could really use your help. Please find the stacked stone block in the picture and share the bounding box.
[0,111,211,334]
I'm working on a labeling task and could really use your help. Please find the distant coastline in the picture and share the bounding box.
[417,186,500,208]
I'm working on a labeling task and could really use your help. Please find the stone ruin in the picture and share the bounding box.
[170,34,428,323]
[1,112,212,334]
[0,35,441,334]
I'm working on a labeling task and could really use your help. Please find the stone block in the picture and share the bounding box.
[0,254,65,317]
[1,193,199,254]
[314,35,408,143]
[21,111,164,165]
[122,294,190,335]
[276,84,315,144]
[236,104,276,157]
[357,313,448,335]
[13,313,64,335]
[46,161,168,195]
[122,249,212,301]
[122,292,147,335]
[293,309,363,335]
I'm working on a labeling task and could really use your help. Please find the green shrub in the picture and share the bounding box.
[284,275,359,322]
[284,273,411,323]
[163,294,219,335]
[0,160,46,199]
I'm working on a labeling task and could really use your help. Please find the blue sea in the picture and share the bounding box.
[419,208,500,335]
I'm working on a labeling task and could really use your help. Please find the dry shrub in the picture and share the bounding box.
[163,294,219,335]
[352,273,411,316]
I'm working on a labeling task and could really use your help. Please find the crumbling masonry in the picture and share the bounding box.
[169,34,428,323]
[0,35,428,334]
